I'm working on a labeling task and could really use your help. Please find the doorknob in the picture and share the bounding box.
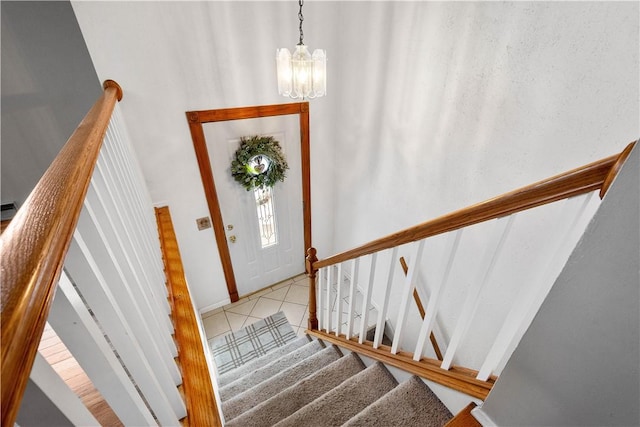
[229,235,237,243]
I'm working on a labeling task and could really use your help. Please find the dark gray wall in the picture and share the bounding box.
[1,1,100,208]
[479,143,640,426]
[16,379,73,427]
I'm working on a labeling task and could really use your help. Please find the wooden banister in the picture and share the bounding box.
[155,207,222,427]
[306,247,319,330]
[0,80,122,427]
[399,257,443,361]
[445,403,482,427]
[315,146,631,270]
[308,329,494,400]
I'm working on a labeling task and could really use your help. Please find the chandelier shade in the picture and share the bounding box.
[276,0,326,99]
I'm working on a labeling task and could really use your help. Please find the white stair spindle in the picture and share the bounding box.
[359,253,377,344]
[477,194,594,380]
[112,108,166,284]
[326,266,332,333]
[88,172,176,356]
[335,263,343,336]
[346,258,360,339]
[95,156,173,332]
[441,215,515,370]
[79,198,182,385]
[49,272,157,426]
[98,150,169,319]
[65,231,186,425]
[413,229,463,361]
[391,240,426,354]
[317,267,324,331]
[374,247,398,349]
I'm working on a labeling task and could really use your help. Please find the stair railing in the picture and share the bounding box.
[1,80,122,425]
[305,141,636,399]
[0,81,219,426]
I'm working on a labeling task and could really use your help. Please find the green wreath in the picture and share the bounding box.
[230,135,289,191]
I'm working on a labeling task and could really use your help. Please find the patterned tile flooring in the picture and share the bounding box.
[201,274,310,340]
[201,271,380,342]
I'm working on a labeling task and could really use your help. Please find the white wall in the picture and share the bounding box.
[72,1,638,311]
[72,1,336,310]
[476,143,639,426]
[329,1,638,253]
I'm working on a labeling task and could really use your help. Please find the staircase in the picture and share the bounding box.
[215,317,452,427]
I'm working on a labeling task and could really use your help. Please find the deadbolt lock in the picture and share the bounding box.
[227,224,234,231]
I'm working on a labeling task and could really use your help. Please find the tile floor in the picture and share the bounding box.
[201,274,310,340]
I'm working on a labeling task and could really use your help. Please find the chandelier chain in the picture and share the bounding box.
[298,0,304,45]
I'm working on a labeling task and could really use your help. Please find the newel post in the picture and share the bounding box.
[306,248,319,330]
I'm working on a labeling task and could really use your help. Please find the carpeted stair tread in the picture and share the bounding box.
[274,362,398,427]
[220,339,324,401]
[217,335,310,388]
[223,345,343,421]
[344,375,453,427]
[226,353,366,427]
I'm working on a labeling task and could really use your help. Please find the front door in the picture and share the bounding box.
[204,116,304,296]
[186,102,312,302]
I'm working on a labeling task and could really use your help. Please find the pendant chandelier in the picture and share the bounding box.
[276,0,326,99]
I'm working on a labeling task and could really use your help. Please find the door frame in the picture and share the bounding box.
[186,103,311,302]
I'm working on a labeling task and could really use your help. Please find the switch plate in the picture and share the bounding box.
[196,217,211,230]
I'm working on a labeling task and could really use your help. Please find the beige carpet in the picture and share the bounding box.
[215,313,453,427]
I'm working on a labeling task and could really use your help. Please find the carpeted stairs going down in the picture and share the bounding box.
[212,312,453,427]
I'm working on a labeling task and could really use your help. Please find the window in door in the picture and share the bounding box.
[254,186,278,248]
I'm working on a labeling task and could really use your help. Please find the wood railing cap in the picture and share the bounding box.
[103,79,123,102]
[600,140,637,199]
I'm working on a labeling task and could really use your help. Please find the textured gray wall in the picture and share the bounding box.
[16,379,73,427]
[479,143,640,426]
[1,1,100,208]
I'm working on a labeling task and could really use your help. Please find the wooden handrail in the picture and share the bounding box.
[0,80,122,427]
[445,403,482,427]
[308,329,495,400]
[315,144,634,270]
[399,257,443,361]
[155,207,222,427]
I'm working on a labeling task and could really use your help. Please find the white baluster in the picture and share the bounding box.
[374,247,398,349]
[65,230,185,425]
[346,258,360,339]
[79,197,182,386]
[98,148,167,319]
[111,107,166,283]
[335,263,343,336]
[477,194,594,380]
[413,229,462,360]
[90,166,176,354]
[359,253,377,344]
[317,267,324,331]
[325,266,332,333]
[95,155,173,334]
[441,215,515,370]
[49,272,156,426]
[391,240,426,354]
